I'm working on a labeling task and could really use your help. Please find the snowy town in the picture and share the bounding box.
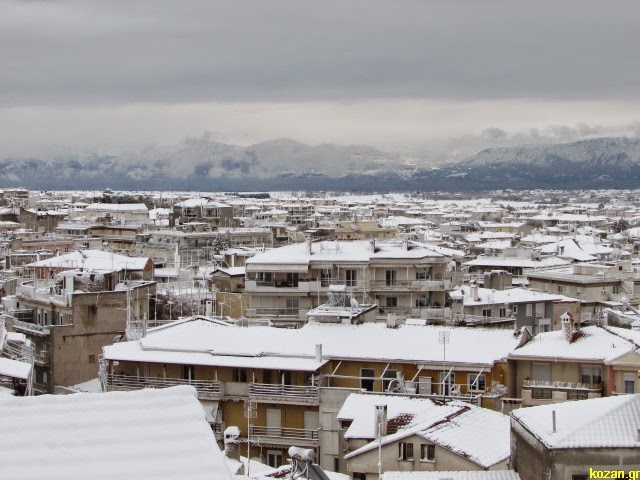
[2,188,640,479]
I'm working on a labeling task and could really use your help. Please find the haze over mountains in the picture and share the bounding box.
[1,136,640,192]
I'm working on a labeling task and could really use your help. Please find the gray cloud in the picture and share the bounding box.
[2,0,640,107]
[2,0,640,157]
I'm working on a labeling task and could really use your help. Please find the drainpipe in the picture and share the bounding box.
[607,364,615,396]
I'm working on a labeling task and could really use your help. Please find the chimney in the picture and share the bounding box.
[387,312,397,328]
[552,410,557,433]
[306,237,312,255]
[223,426,241,463]
[375,404,388,438]
[470,281,480,302]
[633,320,640,332]
[561,312,573,342]
[315,344,323,363]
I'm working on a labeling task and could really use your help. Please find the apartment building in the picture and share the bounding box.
[169,197,235,228]
[511,395,640,480]
[79,203,150,225]
[2,250,155,393]
[136,229,272,268]
[244,239,454,325]
[340,394,510,479]
[100,319,519,473]
[449,280,579,332]
[506,315,640,407]
[525,261,640,307]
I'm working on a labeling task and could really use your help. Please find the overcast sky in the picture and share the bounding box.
[2,0,640,157]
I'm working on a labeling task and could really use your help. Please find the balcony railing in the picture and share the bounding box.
[104,374,223,399]
[249,426,320,444]
[369,279,451,291]
[33,350,49,366]
[249,382,319,404]
[11,319,51,335]
[522,380,603,405]
[245,307,306,319]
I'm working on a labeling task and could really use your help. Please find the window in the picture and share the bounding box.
[531,362,551,382]
[233,368,248,383]
[512,305,518,314]
[267,451,283,468]
[580,365,603,387]
[613,285,620,294]
[416,269,428,280]
[499,307,506,318]
[256,272,273,284]
[182,365,195,381]
[88,355,96,364]
[285,298,299,312]
[386,297,398,308]
[468,373,486,391]
[345,269,357,287]
[398,442,414,461]
[482,309,491,318]
[361,368,375,392]
[340,420,353,430]
[525,304,533,316]
[624,373,636,394]
[282,370,292,385]
[557,285,564,293]
[420,444,435,462]
[416,296,428,307]
[285,272,299,287]
[438,371,455,395]
[385,270,397,286]
[382,369,397,391]
[320,269,332,287]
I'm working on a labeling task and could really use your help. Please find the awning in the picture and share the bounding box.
[246,264,309,273]
[200,400,219,423]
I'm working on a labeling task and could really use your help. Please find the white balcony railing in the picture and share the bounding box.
[11,319,51,335]
[522,380,603,404]
[104,374,223,399]
[249,426,320,443]
[249,382,319,403]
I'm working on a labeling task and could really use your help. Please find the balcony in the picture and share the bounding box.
[370,279,451,291]
[104,374,223,400]
[249,426,320,447]
[249,382,319,405]
[245,280,312,293]
[12,319,51,336]
[245,307,307,321]
[33,350,49,366]
[16,283,70,307]
[521,380,602,406]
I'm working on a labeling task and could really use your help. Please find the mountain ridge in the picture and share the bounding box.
[1,136,640,191]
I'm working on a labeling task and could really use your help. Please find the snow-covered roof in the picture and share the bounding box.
[0,386,231,480]
[0,356,32,380]
[464,255,570,269]
[508,325,636,362]
[382,472,521,480]
[26,249,150,273]
[538,238,597,261]
[511,394,640,449]
[104,320,518,368]
[175,197,231,208]
[213,266,246,276]
[85,203,149,212]
[245,240,447,269]
[450,286,566,306]
[340,394,510,469]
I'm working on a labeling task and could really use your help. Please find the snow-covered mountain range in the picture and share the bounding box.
[1,137,639,191]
